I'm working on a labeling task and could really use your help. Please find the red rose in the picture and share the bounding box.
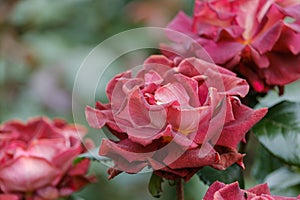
[86,55,267,181]
[167,0,300,93]
[204,181,300,200]
[0,117,94,200]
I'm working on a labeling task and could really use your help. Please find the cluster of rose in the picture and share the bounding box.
[86,0,300,199]
[1,0,300,199]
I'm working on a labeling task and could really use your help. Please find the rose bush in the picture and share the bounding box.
[86,55,267,181]
[167,0,300,93]
[203,181,300,200]
[0,117,94,200]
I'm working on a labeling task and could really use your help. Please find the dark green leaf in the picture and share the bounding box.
[253,101,300,166]
[197,164,244,189]
[251,141,283,183]
[148,173,164,198]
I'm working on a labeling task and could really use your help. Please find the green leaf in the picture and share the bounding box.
[253,101,300,166]
[148,173,164,198]
[256,79,300,108]
[197,164,244,189]
[78,147,114,166]
[264,167,300,196]
[265,167,300,190]
[73,157,85,165]
[251,141,283,183]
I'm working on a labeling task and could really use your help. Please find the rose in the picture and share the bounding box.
[0,194,19,200]
[0,117,94,200]
[167,0,300,93]
[86,55,267,181]
[203,181,300,200]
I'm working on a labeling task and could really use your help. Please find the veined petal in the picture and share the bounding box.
[155,82,190,106]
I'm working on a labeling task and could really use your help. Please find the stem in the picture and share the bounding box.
[176,178,184,200]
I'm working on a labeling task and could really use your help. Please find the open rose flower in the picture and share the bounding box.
[0,117,94,200]
[203,181,300,200]
[167,0,300,93]
[86,55,267,181]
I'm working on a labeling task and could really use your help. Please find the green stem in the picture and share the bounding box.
[176,178,184,200]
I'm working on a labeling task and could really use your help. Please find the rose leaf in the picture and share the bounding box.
[253,101,300,167]
[197,164,244,189]
[148,173,164,198]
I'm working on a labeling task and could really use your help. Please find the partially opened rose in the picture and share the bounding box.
[203,181,300,200]
[0,117,94,200]
[86,55,267,181]
[167,0,300,93]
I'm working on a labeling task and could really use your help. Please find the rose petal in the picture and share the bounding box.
[178,58,249,97]
[213,182,245,199]
[248,183,271,195]
[273,23,300,55]
[99,139,156,163]
[0,194,20,200]
[216,98,268,149]
[203,181,226,200]
[68,159,90,176]
[155,82,190,106]
[85,106,108,129]
[173,73,200,107]
[264,52,300,85]
[167,105,210,137]
[166,12,196,42]
[36,186,59,200]
[252,21,282,54]
[210,146,245,170]
[106,71,131,101]
[0,156,62,192]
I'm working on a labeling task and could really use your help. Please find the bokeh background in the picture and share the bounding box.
[1,0,299,199]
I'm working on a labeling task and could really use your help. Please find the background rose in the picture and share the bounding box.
[167,0,300,93]
[86,55,267,181]
[0,117,94,200]
[203,181,300,200]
